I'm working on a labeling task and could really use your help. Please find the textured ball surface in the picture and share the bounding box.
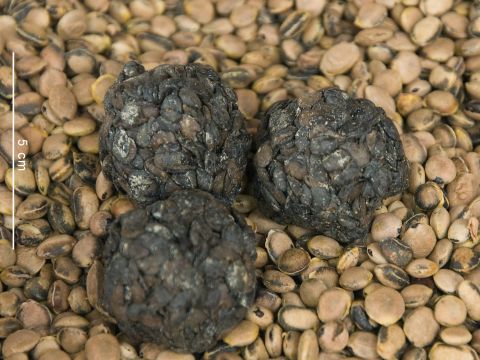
[100,61,251,205]
[101,190,257,353]
[253,88,409,244]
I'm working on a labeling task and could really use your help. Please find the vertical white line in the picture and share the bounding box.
[11,52,15,250]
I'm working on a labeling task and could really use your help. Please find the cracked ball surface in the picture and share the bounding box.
[101,189,257,353]
[253,87,409,244]
[100,61,251,206]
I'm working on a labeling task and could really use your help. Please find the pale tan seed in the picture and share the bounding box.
[320,42,360,76]
[401,223,437,258]
[278,248,310,275]
[406,258,439,278]
[299,278,327,307]
[85,333,120,360]
[91,74,116,104]
[339,266,373,291]
[457,280,480,321]
[391,51,422,84]
[307,235,342,259]
[403,306,440,347]
[429,343,478,360]
[348,331,378,360]
[317,288,352,322]
[377,323,406,360]
[434,269,464,294]
[430,207,450,239]
[264,323,282,357]
[47,85,77,122]
[371,213,402,242]
[297,329,318,360]
[277,306,319,331]
[411,16,442,46]
[282,331,300,360]
[440,326,472,346]
[223,320,259,347]
[365,286,405,326]
[365,85,395,117]
[57,10,86,40]
[265,229,293,263]
[318,321,348,353]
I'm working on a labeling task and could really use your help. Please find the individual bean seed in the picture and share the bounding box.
[339,266,373,291]
[347,331,378,360]
[48,280,70,314]
[0,291,20,317]
[89,210,113,237]
[282,292,304,307]
[299,278,327,307]
[53,257,81,285]
[319,42,360,76]
[429,343,478,360]
[401,223,437,258]
[336,247,360,273]
[16,246,44,275]
[374,263,410,289]
[85,333,121,360]
[68,286,92,315]
[47,85,77,123]
[3,329,41,357]
[244,337,268,360]
[16,299,52,331]
[307,235,342,259]
[440,326,472,346]
[317,321,348,353]
[457,280,480,321]
[262,270,296,293]
[350,300,378,331]
[430,207,450,239]
[72,186,99,230]
[246,305,274,330]
[282,331,299,360]
[297,329,318,360]
[48,202,75,234]
[57,327,87,354]
[278,248,310,275]
[48,156,73,183]
[277,306,319,331]
[366,242,388,265]
[0,317,21,339]
[36,234,75,259]
[355,3,387,29]
[364,85,395,117]
[377,324,406,360]
[434,269,464,294]
[317,288,352,322]
[406,258,439,278]
[379,237,413,267]
[411,16,442,46]
[6,168,36,197]
[0,266,31,288]
[365,286,405,326]
[264,324,282,357]
[404,308,439,349]
[450,247,480,273]
[255,247,268,268]
[425,155,457,185]
[371,213,402,242]
[434,295,467,326]
[391,51,422,84]
[265,230,293,264]
[0,239,16,269]
[401,133,427,163]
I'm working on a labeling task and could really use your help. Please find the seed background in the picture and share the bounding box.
[1,0,480,359]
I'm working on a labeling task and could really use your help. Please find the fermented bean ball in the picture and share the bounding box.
[101,190,256,353]
[100,61,251,206]
[253,88,408,244]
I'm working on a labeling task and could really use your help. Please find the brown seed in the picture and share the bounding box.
[246,305,273,330]
[379,237,413,267]
[374,263,410,289]
[37,234,75,259]
[68,286,92,315]
[53,257,81,285]
[2,329,40,358]
[72,186,99,230]
[265,230,293,263]
[401,223,437,258]
[85,333,121,360]
[339,266,373,291]
[426,90,459,116]
[337,247,360,273]
[278,248,310,275]
[282,331,300,360]
[318,321,348,353]
[365,286,405,326]
[16,300,52,331]
[317,288,352,322]
[72,232,99,268]
[429,343,478,360]
[57,9,86,39]
[0,240,16,270]
[450,247,480,273]
[0,130,29,162]
[57,327,88,354]
[411,16,442,46]
[299,278,328,308]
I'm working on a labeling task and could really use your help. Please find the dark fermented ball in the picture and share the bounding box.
[100,61,251,206]
[253,88,409,244]
[101,189,257,353]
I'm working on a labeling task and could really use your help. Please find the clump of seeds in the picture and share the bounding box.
[1,0,480,359]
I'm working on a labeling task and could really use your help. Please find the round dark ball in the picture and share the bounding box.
[253,88,409,244]
[101,189,257,353]
[100,61,251,206]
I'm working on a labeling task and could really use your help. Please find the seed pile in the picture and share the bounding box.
[100,61,251,206]
[253,87,408,244]
[1,0,480,359]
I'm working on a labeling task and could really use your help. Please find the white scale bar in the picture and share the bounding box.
[11,52,15,250]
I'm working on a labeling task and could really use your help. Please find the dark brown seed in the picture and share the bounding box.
[379,237,413,267]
